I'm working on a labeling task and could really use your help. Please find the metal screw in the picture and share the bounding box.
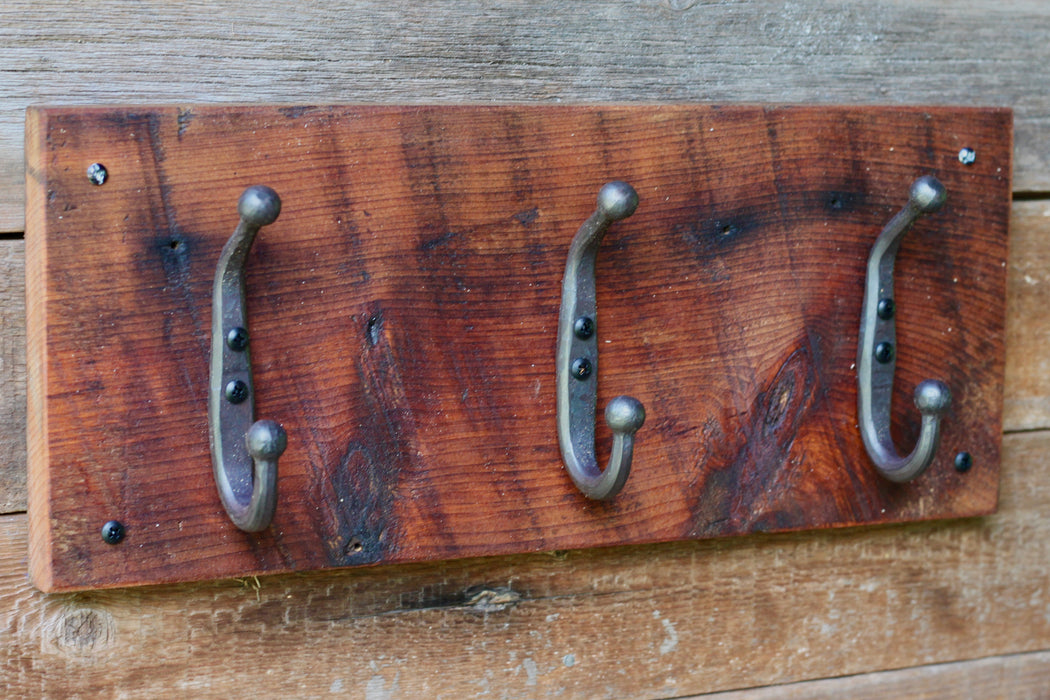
[101,520,125,544]
[874,342,895,364]
[573,316,595,340]
[877,298,895,320]
[571,358,592,380]
[226,327,249,351]
[225,379,249,404]
[86,163,108,186]
[958,148,976,165]
[954,452,973,473]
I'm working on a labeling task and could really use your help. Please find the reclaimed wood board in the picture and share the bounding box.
[25,105,1011,591]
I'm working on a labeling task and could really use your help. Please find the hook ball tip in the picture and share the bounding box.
[596,181,639,221]
[246,419,288,460]
[909,176,947,214]
[605,395,646,434]
[914,379,951,416]
[238,185,282,226]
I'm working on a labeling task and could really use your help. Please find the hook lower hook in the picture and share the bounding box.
[556,181,646,500]
[208,185,288,531]
[857,175,951,483]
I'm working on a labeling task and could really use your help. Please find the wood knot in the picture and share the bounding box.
[48,606,116,656]
[463,586,522,613]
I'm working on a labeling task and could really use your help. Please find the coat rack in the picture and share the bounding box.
[25,104,1011,591]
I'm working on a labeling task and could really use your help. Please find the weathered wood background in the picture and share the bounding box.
[2,1,1048,696]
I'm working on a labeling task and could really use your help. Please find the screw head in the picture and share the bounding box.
[874,342,895,364]
[958,148,976,165]
[86,163,108,186]
[226,327,249,351]
[573,316,595,340]
[225,379,249,404]
[571,358,593,380]
[954,451,973,473]
[101,520,125,544]
[877,298,895,320]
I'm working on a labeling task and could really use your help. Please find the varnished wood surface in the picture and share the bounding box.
[2,1,1050,233]
[3,430,1050,697]
[26,105,1011,590]
[0,198,1046,516]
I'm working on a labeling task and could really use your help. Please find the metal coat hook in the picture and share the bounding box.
[857,175,951,483]
[556,181,646,500]
[209,185,288,531]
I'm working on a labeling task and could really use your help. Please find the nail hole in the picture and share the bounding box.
[168,239,182,250]
[346,537,364,554]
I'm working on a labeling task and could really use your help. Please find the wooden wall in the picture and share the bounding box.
[2,2,1048,696]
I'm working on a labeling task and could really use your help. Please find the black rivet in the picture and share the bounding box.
[874,342,895,364]
[573,316,595,340]
[954,452,973,473]
[877,298,895,320]
[571,358,592,380]
[225,380,249,404]
[101,520,125,544]
[87,163,108,186]
[226,327,249,351]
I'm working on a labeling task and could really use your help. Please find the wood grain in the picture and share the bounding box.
[691,651,1050,700]
[2,2,1048,697]
[1004,200,1050,431]
[2,199,1049,516]
[25,105,1011,590]
[1,0,1049,232]
[0,241,25,513]
[3,429,1050,698]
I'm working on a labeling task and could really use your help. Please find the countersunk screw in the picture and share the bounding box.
[874,342,895,364]
[225,379,249,404]
[573,316,595,340]
[954,452,973,473]
[226,327,249,351]
[877,298,895,320]
[958,148,976,165]
[87,163,108,186]
[571,358,593,380]
[101,520,125,544]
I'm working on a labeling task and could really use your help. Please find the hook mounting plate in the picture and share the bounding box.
[25,104,1010,591]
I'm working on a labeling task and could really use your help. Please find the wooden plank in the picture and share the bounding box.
[3,429,1050,697]
[690,651,1050,700]
[25,105,1011,590]
[0,240,25,513]
[1003,200,1050,431]
[0,198,1046,516]
[2,0,1049,232]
